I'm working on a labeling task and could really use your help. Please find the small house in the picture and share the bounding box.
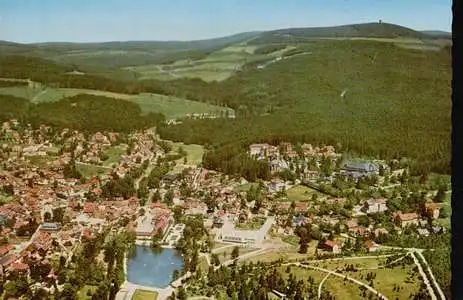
[394,212,419,228]
[425,203,440,219]
[374,227,388,238]
[364,240,379,252]
[364,198,388,214]
[324,240,341,254]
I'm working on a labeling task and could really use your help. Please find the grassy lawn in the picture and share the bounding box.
[0,86,132,102]
[281,235,300,247]
[102,145,126,167]
[217,247,259,263]
[247,247,313,264]
[0,86,42,100]
[76,162,112,178]
[347,265,421,299]
[169,142,204,167]
[130,93,231,119]
[284,185,324,202]
[311,256,421,299]
[133,289,158,300]
[0,86,232,120]
[277,265,326,285]
[77,285,98,300]
[313,257,390,271]
[124,45,270,82]
[322,276,365,300]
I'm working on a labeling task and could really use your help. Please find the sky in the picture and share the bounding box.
[0,0,452,43]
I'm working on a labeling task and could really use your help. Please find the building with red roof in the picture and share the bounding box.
[324,240,341,254]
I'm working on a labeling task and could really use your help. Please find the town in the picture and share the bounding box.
[0,118,450,300]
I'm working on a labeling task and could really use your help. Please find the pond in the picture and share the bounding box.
[126,245,184,288]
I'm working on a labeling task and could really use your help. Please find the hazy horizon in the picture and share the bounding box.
[1,0,452,43]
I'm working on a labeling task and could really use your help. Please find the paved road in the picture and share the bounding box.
[410,252,437,300]
[220,244,278,268]
[286,262,389,300]
[318,273,331,299]
[31,88,48,102]
[211,244,235,254]
[304,253,399,265]
[134,153,155,190]
[416,251,446,300]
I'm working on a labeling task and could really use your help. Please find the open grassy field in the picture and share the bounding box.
[132,289,158,300]
[310,256,422,299]
[76,162,112,179]
[285,185,325,202]
[123,44,276,82]
[247,240,318,263]
[314,256,391,270]
[0,86,231,119]
[322,276,365,300]
[102,145,126,167]
[217,247,259,263]
[0,86,132,102]
[169,142,205,166]
[132,93,230,119]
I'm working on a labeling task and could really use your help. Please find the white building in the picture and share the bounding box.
[218,217,274,246]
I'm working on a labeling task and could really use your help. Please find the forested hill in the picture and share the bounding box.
[157,40,451,176]
[0,94,164,133]
[0,32,262,68]
[0,23,451,176]
[247,22,434,44]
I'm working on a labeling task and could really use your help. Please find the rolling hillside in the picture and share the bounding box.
[0,32,262,68]
[157,39,451,174]
[0,22,451,174]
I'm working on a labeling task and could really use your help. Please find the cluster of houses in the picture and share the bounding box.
[0,119,449,289]
[0,120,172,279]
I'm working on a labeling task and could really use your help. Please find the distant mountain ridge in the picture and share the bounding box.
[247,22,448,44]
[0,22,449,68]
[29,31,263,51]
[0,22,448,47]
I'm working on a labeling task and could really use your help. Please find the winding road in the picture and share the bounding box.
[318,273,331,299]
[284,262,389,300]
